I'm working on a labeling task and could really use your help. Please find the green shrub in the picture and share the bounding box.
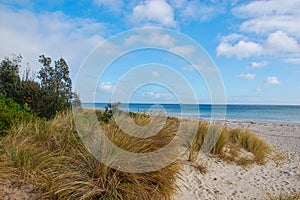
[0,95,33,135]
[96,102,121,123]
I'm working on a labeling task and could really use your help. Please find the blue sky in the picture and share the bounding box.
[0,0,300,104]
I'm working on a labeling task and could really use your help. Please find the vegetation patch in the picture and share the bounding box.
[0,112,182,199]
[189,121,271,166]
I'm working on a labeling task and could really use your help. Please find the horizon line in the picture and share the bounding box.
[81,102,300,106]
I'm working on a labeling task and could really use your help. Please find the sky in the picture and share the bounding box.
[0,0,300,105]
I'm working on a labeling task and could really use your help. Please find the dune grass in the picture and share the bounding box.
[0,112,182,199]
[188,121,271,167]
[0,110,273,199]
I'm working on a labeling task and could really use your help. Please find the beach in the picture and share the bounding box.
[175,120,300,200]
[1,117,299,200]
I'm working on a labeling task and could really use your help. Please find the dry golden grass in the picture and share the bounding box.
[188,121,208,162]
[0,110,273,199]
[188,121,271,166]
[0,112,182,200]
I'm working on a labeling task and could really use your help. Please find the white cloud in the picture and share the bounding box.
[170,0,226,22]
[180,1,219,22]
[256,87,263,92]
[265,31,300,54]
[216,40,263,59]
[238,73,256,80]
[97,82,114,92]
[247,61,268,69]
[143,91,173,99]
[181,65,195,72]
[233,0,300,18]
[220,1,300,60]
[151,71,160,77]
[169,0,186,8]
[181,64,217,73]
[239,15,300,38]
[217,31,300,59]
[284,57,300,64]
[0,6,105,73]
[169,45,195,56]
[123,31,197,57]
[264,76,280,85]
[233,0,300,38]
[130,0,176,27]
[256,76,281,92]
[94,0,124,13]
[124,32,175,48]
[219,33,247,43]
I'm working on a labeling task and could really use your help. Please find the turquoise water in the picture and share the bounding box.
[82,103,300,123]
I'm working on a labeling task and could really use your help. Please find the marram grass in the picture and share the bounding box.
[188,121,271,167]
[0,112,182,199]
[0,111,273,199]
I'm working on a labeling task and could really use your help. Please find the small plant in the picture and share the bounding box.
[97,102,121,122]
[271,151,286,167]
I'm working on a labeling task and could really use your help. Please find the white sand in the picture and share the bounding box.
[175,121,300,200]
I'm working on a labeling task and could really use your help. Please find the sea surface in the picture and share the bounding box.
[82,103,300,123]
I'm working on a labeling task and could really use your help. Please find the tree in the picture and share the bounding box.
[38,55,72,119]
[0,55,22,103]
[71,93,82,109]
[19,80,40,113]
[0,54,73,119]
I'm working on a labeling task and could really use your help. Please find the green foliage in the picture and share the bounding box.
[0,95,32,135]
[0,54,73,120]
[97,102,121,122]
[19,80,40,113]
[71,93,82,109]
[0,54,22,102]
[38,55,73,119]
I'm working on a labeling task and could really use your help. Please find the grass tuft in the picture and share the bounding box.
[188,121,271,166]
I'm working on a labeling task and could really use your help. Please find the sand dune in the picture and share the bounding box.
[175,121,300,200]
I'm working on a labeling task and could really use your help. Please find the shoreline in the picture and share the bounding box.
[175,120,300,199]
[81,107,300,125]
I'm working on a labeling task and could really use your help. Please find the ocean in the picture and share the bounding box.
[82,103,300,123]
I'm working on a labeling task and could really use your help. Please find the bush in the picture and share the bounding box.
[0,95,33,135]
[96,102,121,123]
